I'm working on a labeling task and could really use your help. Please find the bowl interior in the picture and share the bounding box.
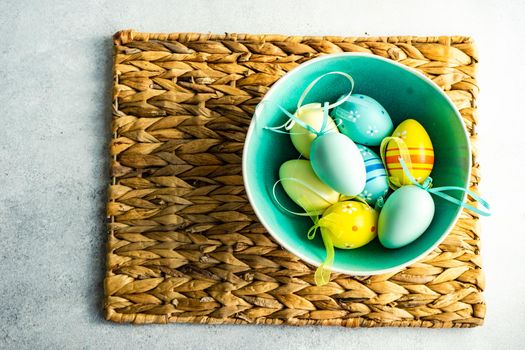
[243,54,470,274]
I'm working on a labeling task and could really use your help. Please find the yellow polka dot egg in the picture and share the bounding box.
[318,201,378,249]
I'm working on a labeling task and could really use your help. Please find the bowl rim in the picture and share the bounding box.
[242,52,471,276]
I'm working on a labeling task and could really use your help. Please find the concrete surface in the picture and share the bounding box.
[0,0,524,349]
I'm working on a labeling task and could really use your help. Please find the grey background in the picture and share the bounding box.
[1,0,523,349]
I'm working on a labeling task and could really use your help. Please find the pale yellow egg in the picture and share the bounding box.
[279,159,340,214]
[290,103,339,158]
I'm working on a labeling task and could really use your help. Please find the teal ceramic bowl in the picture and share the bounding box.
[242,53,470,275]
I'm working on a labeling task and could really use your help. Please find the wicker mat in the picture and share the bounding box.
[105,30,484,327]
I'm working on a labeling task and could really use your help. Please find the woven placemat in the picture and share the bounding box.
[105,30,484,327]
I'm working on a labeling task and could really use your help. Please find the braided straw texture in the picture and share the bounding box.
[105,30,484,327]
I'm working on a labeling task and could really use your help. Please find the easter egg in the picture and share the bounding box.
[319,201,378,249]
[279,159,340,214]
[310,132,366,196]
[378,185,435,249]
[290,103,339,158]
[356,145,389,205]
[332,94,393,146]
[384,119,434,186]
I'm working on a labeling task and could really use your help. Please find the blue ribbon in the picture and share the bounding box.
[398,157,491,216]
[276,104,323,135]
[258,71,355,137]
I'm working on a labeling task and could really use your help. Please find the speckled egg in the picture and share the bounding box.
[331,94,393,146]
[319,201,378,249]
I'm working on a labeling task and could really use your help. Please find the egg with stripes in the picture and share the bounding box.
[383,119,434,187]
[356,145,389,205]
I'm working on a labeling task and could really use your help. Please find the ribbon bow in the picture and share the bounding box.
[398,157,491,216]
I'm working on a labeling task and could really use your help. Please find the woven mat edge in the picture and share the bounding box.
[105,30,482,328]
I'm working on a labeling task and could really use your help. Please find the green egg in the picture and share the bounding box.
[378,186,435,249]
[310,132,366,196]
[279,159,340,214]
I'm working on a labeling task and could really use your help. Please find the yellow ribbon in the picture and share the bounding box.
[307,213,341,286]
[315,229,334,286]
[306,198,375,286]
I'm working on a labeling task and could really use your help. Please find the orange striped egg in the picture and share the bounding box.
[385,119,434,186]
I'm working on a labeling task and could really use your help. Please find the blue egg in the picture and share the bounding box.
[331,94,394,146]
[356,145,389,205]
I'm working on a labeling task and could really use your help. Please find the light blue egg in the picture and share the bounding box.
[378,185,435,249]
[310,133,366,196]
[356,145,389,205]
[332,94,394,146]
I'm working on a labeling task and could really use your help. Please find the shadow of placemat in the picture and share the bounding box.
[105,30,484,327]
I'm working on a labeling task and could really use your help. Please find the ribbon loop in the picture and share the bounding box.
[255,71,355,138]
[297,72,355,111]
[307,222,320,240]
[380,136,413,189]
[398,157,491,216]
[428,186,491,217]
[272,177,338,217]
